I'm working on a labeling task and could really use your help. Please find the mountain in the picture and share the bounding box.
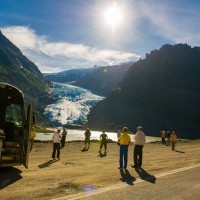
[87,44,200,139]
[43,66,100,83]
[0,30,51,123]
[73,62,133,96]
[44,63,133,96]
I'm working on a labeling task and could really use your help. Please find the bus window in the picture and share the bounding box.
[5,104,23,127]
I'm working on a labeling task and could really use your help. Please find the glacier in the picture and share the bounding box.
[44,82,105,125]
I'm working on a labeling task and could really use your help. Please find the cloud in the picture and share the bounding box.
[1,26,140,73]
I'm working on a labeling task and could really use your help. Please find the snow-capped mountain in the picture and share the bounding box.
[44,82,104,125]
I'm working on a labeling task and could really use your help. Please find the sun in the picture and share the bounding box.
[104,2,123,33]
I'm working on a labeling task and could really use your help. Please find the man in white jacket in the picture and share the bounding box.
[132,126,146,168]
[52,129,61,160]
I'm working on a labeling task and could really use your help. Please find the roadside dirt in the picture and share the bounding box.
[1,140,200,200]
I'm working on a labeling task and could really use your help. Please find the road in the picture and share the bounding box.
[54,165,200,200]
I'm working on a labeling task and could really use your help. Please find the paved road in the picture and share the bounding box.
[55,165,200,200]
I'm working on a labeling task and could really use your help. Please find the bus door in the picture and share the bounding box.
[23,104,32,168]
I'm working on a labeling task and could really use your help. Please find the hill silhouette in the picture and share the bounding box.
[88,44,200,139]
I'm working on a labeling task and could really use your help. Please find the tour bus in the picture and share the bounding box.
[0,82,34,168]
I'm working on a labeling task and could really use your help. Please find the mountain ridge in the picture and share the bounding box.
[73,62,133,96]
[43,66,101,83]
[44,62,133,96]
[88,44,200,139]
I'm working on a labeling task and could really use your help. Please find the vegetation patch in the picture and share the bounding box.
[57,182,82,193]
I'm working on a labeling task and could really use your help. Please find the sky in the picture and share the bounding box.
[0,0,200,73]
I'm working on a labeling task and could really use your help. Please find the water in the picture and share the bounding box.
[35,130,161,143]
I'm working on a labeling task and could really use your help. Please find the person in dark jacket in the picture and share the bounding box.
[61,127,67,148]
[84,128,91,149]
[99,130,108,155]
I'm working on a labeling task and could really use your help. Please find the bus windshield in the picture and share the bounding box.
[5,104,23,127]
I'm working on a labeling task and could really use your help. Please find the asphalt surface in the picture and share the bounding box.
[56,165,200,200]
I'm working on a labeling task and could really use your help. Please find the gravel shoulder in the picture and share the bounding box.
[1,140,200,200]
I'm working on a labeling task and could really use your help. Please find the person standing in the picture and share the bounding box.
[132,126,146,169]
[99,130,108,155]
[170,131,178,151]
[117,128,121,138]
[61,127,67,148]
[161,130,166,145]
[167,131,171,146]
[118,127,131,169]
[52,129,61,160]
[84,128,91,149]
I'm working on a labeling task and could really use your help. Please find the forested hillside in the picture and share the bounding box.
[0,30,51,123]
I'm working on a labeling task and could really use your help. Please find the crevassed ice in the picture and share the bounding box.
[44,82,105,125]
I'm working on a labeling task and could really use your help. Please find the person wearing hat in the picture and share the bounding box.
[117,127,131,169]
[132,126,146,168]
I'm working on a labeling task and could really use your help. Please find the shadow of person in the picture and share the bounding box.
[81,147,89,152]
[175,150,185,154]
[119,169,136,185]
[135,168,156,184]
[38,159,58,168]
[99,152,107,158]
[0,167,22,189]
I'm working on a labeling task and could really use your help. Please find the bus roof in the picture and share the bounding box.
[0,82,23,95]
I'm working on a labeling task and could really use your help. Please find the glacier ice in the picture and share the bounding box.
[44,82,104,125]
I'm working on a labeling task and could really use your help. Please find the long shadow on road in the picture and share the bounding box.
[135,168,156,183]
[38,159,59,168]
[0,167,22,189]
[175,150,185,154]
[119,169,136,185]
